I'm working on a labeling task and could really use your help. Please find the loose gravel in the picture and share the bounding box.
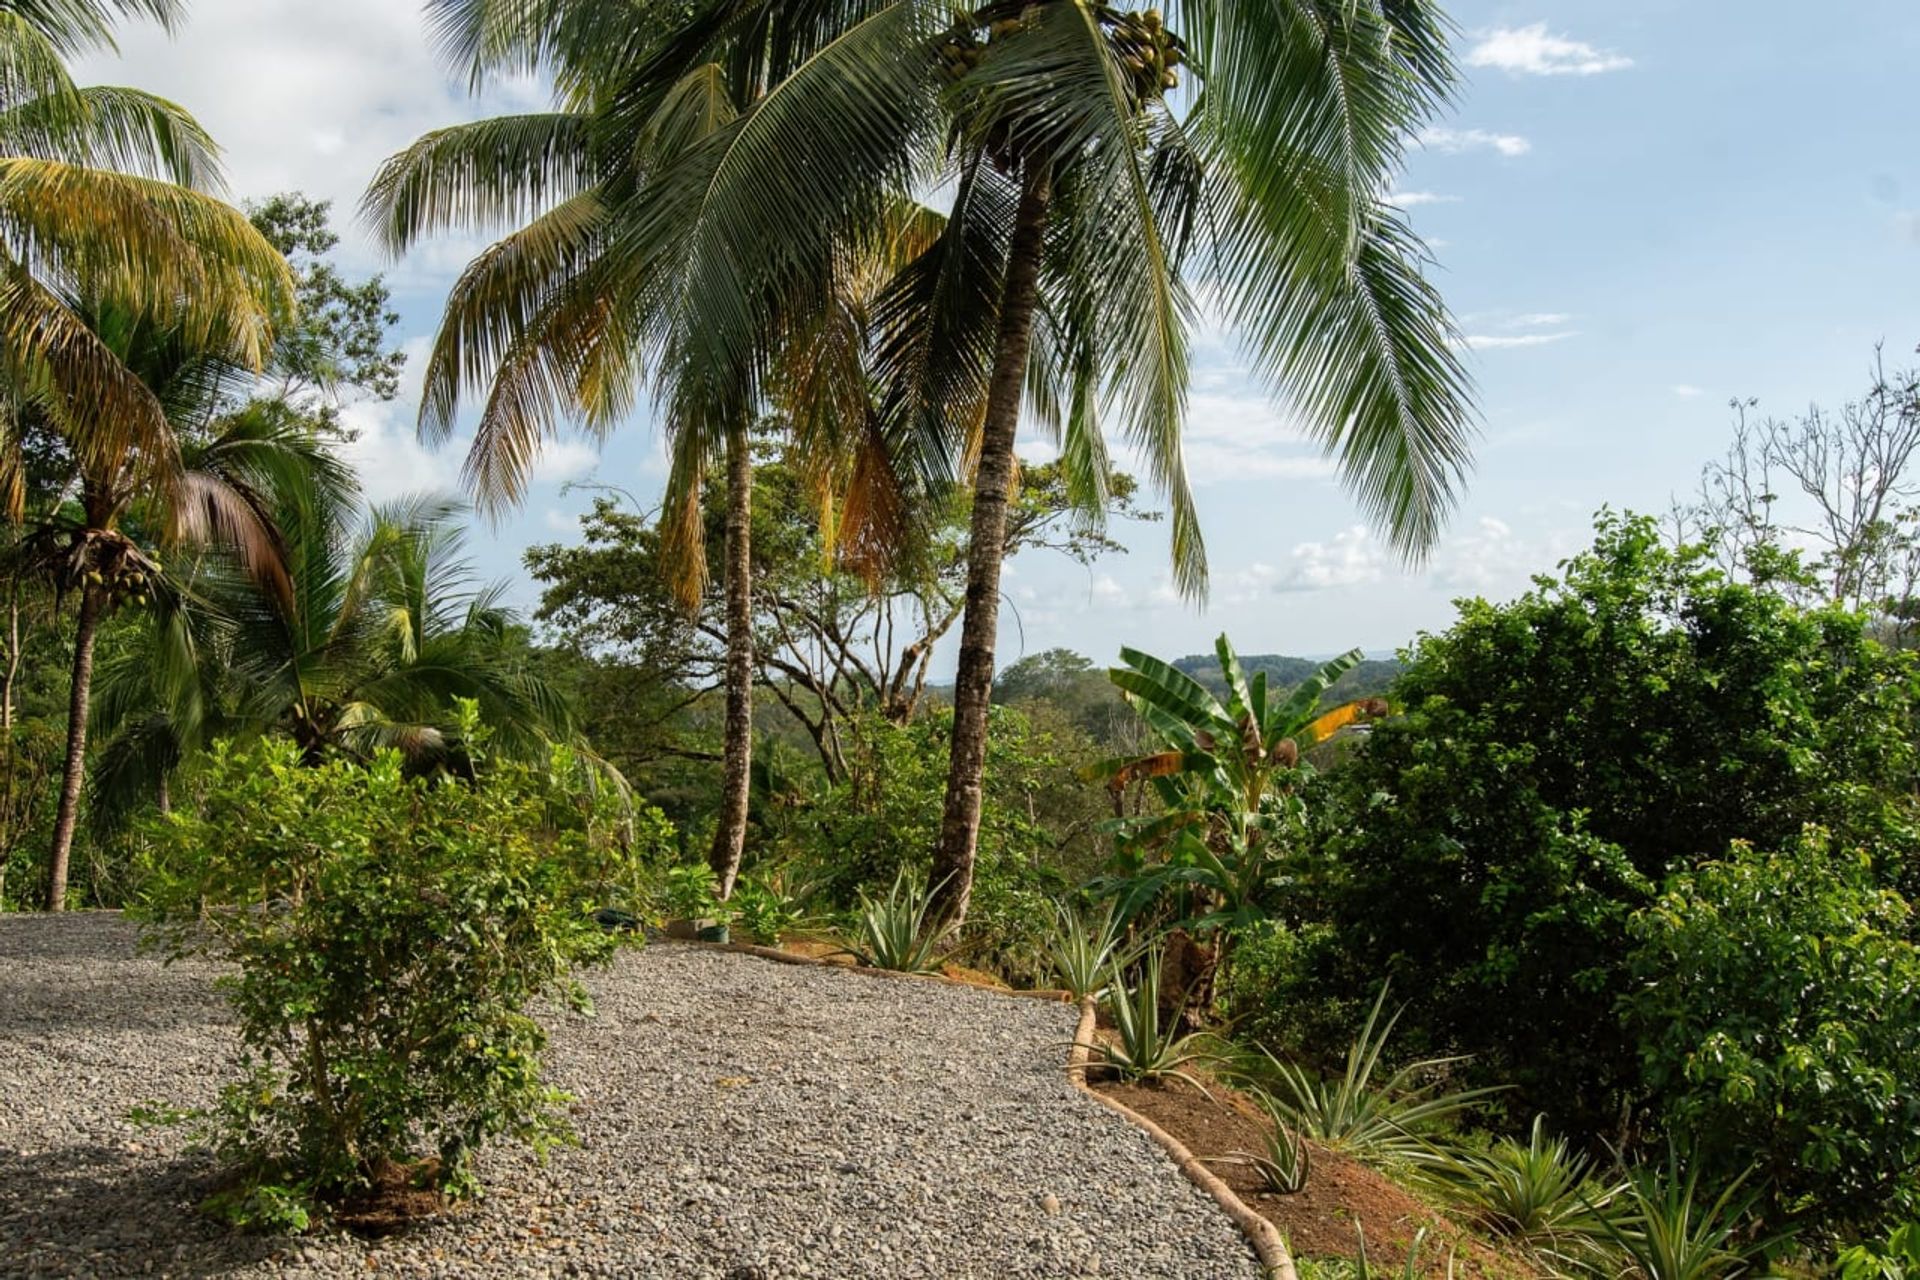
[1,914,1261,1279]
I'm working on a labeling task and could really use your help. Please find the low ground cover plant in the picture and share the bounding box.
[136,719,641,1229]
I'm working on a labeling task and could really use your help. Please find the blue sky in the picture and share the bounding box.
[78,2,1920,667]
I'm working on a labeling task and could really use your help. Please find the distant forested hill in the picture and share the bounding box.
[1170,652,1403,702]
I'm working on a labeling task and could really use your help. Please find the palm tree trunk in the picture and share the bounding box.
[708,416,754,902]
[47,582,105,912]
[929,163,1053,932]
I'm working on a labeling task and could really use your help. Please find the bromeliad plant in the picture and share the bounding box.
[1092,635,1385,963]
[1044,901,1133,1000]
[1423,1115,1620,1265]
[1249,985,1500,1167]
[840,869,944,973]
[1233,1095,1313,1195]
[1096,945,1219,1088]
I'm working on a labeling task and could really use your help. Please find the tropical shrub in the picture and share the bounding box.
[1044,902,1132,999]
[1234,1098,1312,1195]
[1285,513,1920,1133]
[1094,636,1376,934]
[771,706,1102,981]
[135,722,640,1227]
[1836,1222,1920,1280]
[1625,829,1920,1238]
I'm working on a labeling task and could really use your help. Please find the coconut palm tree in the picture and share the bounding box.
[384,0,1476,930]
[89,492,576,822]
[1,2,294,909]
[364,19,944,900]
[10,300,318,909]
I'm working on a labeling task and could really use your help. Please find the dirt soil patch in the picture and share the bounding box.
[1093,1075,1533,1279]
[334,1159,450,1237]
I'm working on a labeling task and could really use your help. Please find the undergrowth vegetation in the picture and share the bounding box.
[134,712,647,1228]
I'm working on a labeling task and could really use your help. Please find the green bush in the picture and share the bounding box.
[1281,513,1920,1134]
[1625,829,1920,1238]
[136,726,646,1227]
[769,706,1101,982]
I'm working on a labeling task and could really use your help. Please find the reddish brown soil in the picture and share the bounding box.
[1093,1075,1533,1279]
[335,1158,451,1236]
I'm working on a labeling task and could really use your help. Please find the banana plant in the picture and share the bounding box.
[1090,634,1387,940]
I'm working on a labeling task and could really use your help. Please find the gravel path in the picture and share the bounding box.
[1,914,1260,1279]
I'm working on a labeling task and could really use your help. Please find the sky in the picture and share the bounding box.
[76,2,1920,668]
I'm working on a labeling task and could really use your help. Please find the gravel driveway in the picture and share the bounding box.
[0,914,1260,1279]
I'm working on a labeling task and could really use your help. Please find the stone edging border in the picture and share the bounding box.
[688,938,1299,1280]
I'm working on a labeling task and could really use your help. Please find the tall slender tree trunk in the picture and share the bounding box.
[708,416,754,901]
[47,582,105,912]
[929,163,1053,933]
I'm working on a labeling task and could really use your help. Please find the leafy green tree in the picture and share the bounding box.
[1626,829,1920,1239]
[1291,513,1920,1135]
[245,193,407,435]
[369,0,1477,933]
[526,456,1142,788]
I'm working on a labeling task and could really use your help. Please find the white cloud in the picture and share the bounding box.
[1089,574,1129,607]
[1507,312,1572,329]
[71,1,545,277]
[1389,190,1461,208]
[531,439,602,484]
[1274,527,1390,593]
[1417,126,1532,157]
[339,400,462,504]
[1467,25,1633,77]
[1673,384,1705,399]
[1245,517,1580,599]
[1455,331,1578,350]
[1177,388,1339,486]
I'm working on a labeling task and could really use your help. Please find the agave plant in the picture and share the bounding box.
[1425,1115,1620,1264]
[1596,1146,1763,1280]
[1092,636,1387,950]
[1097,946,1218,1088]
[1044,902,1132,1000]
[1252,985,1500,1165]
[840,870,943,974]
[1232,1094,1312,1195]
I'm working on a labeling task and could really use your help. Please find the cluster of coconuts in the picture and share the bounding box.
[1109,8,1186,98]
[68,537,158,610]
[937,6,1187,102]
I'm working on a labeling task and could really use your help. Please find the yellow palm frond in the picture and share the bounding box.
[0,158,291,361]
[0,250,177,485]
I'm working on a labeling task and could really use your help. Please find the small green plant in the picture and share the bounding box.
[1595,1145,1762,1280]
[1097,946,1218,1087]
[1837,1222,1920,1280]
[1232,1095,1311,1195]
[1044,902,1131,999]
[660,862,723,921]
[135,720,632,1230]
[1250,984,1499,1165]
[840,869,943,973]
[728,866,820,945]
[1356,1226,1451,1280]
[1424,1115,1618,1265]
